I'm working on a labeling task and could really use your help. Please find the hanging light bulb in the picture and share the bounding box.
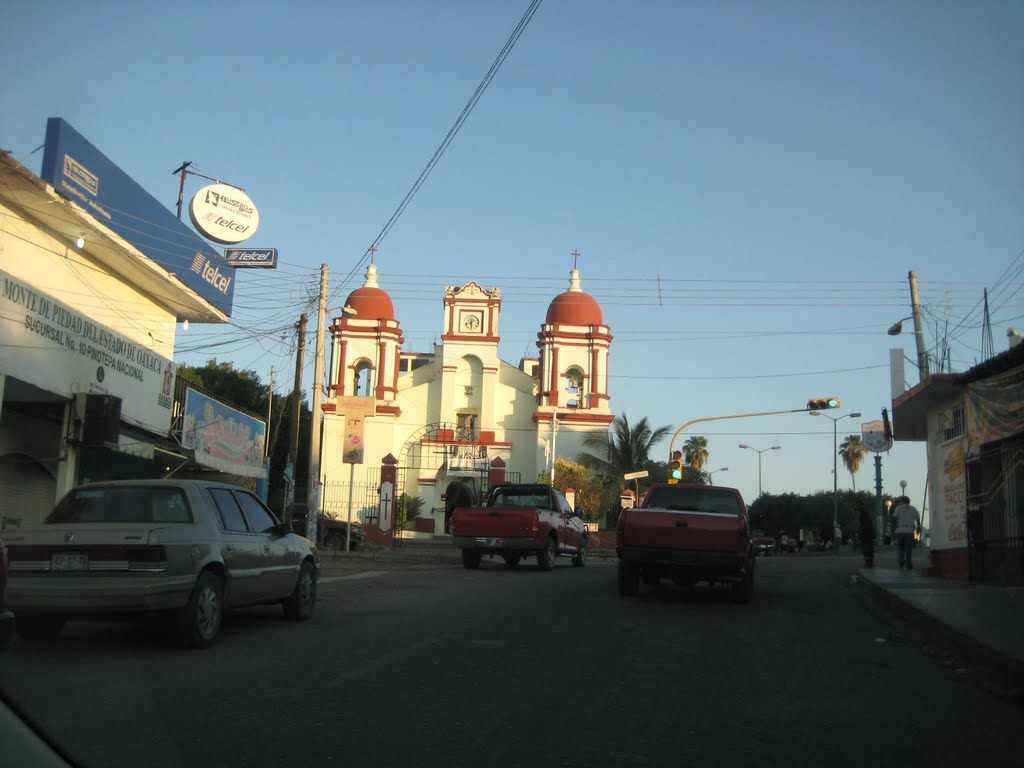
[182,319,190,330]
[74,235,85,249]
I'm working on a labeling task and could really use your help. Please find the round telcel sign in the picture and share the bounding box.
[189,183,260,244]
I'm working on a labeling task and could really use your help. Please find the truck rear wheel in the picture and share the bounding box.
[536,536,556,571]
[571,538,587,567]
[732,558,754,604]
[462,549,482,570]
[617,561,639,596]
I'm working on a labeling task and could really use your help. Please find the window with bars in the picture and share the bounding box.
[940,405,965,443]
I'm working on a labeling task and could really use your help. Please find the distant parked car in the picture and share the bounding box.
[0,536,14,649]
[4,480,319,648]
[319,517,366,551]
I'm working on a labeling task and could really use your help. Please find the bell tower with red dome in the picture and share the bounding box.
[327,259,403,412]
[535,253,613,435]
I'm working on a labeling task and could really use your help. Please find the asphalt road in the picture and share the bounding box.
[0,555,1019,768]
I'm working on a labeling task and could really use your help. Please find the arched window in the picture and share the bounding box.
[352,359,373,396]
[565,367,585,408]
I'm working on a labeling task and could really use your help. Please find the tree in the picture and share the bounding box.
[683,435,709,471]
[539,458,602,522]
[395,493,425,530]
[839,434,866,492]
[578,412,671,514]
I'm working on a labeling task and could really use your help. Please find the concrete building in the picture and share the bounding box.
[319,258,615,534]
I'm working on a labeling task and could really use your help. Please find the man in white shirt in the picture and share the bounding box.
[892,496,921,570]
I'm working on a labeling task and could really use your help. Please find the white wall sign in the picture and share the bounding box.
[189,183,260,244]
[0,269,175,434]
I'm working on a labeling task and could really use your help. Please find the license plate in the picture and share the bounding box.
[52,553,88,571]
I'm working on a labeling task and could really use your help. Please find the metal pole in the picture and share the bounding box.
[757,453,763,498]
[833,419,839,552]
[346,462,355,551]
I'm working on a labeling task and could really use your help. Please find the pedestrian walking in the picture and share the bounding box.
[892,496,921,570]
[859,504,875,567]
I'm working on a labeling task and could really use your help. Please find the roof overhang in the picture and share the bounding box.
[891,374,960,441]
[0,152,227,324]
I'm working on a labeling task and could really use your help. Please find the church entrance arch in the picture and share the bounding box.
[443,480,475,534]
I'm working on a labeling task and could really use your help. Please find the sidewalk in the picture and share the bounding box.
[855,547,1024,702]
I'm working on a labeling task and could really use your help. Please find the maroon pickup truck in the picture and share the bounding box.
[450,484,588,571]
[616,483,754,602]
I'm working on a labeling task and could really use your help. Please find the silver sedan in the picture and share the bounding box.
[4,479,319,648]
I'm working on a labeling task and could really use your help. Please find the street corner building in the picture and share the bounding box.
[0,119,264,530]
[318,259,615,536]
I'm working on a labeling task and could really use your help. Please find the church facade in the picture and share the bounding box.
[318,259,614,534]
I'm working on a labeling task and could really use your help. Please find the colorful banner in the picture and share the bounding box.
[181,389,267,478]
[337,396,374,465]
[934,438,968,548]
[965,363,1024,454]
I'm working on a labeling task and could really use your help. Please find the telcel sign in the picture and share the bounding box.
[189,183,260,244]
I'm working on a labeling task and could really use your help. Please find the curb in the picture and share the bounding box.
[855,575,1024,707]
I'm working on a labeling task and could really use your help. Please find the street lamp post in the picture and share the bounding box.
[738,444,781,497]
[809,410,861,551]
[707,466,728,482]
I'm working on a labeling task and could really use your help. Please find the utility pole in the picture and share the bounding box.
[265,366,274,458]
[306,263,329,546]
[285,313,307,521]
[908,270,930,380]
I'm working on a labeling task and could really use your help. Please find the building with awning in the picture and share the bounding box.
[891,339,1024,583]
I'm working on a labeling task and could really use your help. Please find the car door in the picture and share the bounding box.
[553,490,583,553]
[207,488,264,606]
[233,491,297,599]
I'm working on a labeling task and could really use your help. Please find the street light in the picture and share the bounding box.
[706,466,728,482]
[809,410,861,551]
[738,444,781,497]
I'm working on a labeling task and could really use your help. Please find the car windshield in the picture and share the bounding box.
[46,487,192,525]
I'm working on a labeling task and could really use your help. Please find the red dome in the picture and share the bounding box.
[545,291,603,326]
[345,286,394,320]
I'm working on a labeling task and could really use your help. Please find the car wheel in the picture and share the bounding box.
[617,561,639,596]
[503,553,521,568]
[571,537,587,568]
[15,613,66,644]
[283,561,317,621]
[732,558,755,604]
[536,536,556,571]
[462,548,482,570]
[176,571,224,649]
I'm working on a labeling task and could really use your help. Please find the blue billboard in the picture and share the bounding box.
[40,118,236,315]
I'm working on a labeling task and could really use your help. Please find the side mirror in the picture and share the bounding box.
[274,522,293,536]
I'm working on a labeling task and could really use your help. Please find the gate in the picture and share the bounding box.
[966,437,1024,583]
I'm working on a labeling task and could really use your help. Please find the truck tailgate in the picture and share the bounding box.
[619,508,743,553]
[450,507,539,538]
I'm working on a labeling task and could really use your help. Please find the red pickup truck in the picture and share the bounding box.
[616,483,754,602]
[450,484,588,571]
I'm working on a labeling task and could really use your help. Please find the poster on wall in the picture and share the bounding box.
[965,364,1024,454]
[933,438,968,550]
[181,389,267,479]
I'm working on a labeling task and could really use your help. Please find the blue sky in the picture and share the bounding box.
[4,1,1023,518]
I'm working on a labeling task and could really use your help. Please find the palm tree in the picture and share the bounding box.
[839,434,866,491]
[683,435,709,472]
[578,413,671,495]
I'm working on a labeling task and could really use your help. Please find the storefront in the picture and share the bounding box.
[0,121,234,527]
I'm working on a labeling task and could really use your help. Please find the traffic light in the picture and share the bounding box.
[807,397,840,411]
[668,450,684,484]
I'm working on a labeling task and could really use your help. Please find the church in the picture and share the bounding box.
[318,257,614,534]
